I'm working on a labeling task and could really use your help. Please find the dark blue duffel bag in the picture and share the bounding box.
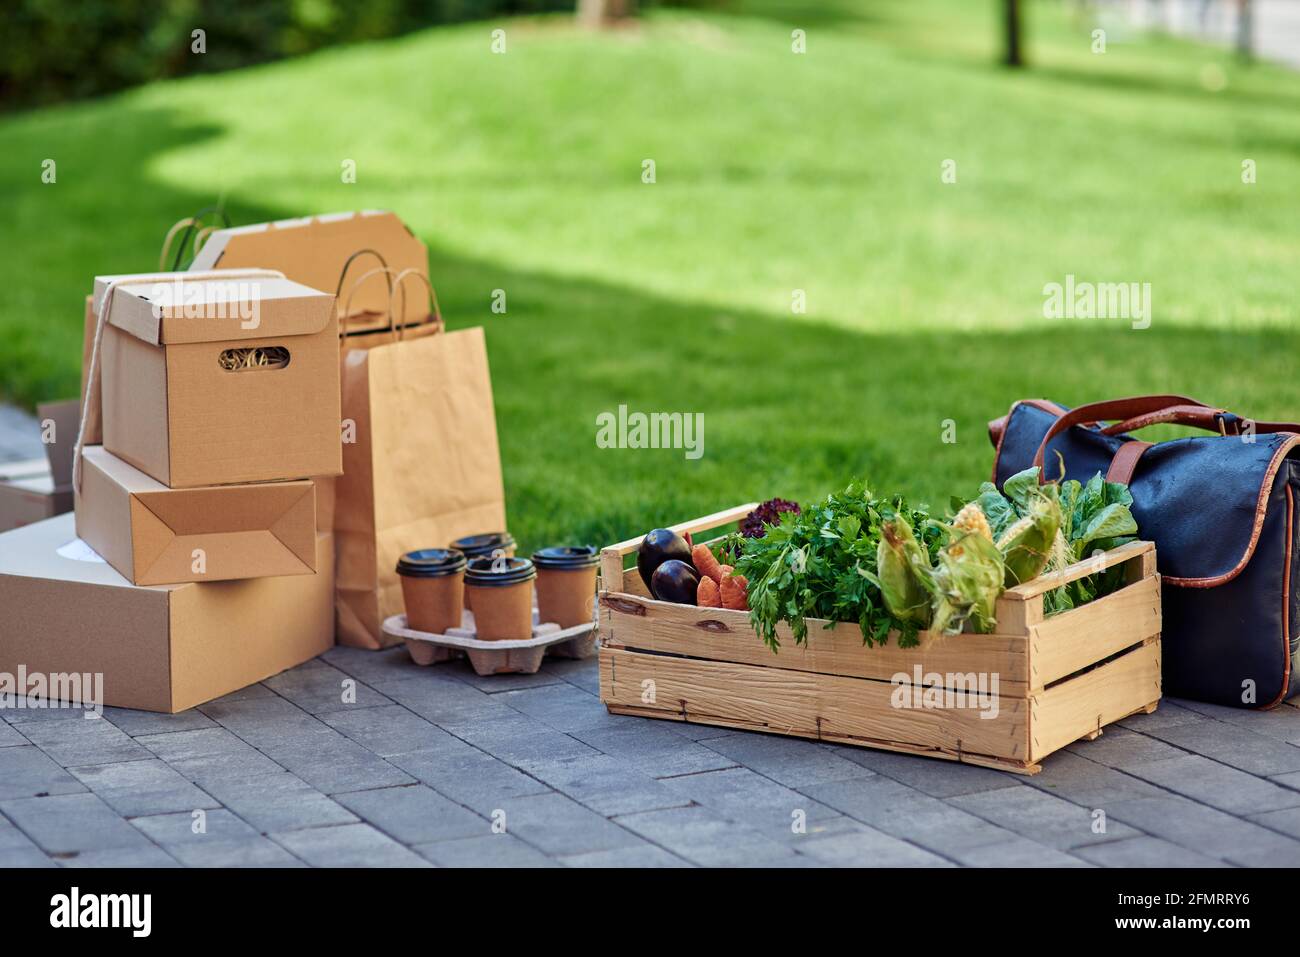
[989,394,1300,709]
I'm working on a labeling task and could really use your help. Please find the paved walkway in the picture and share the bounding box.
[4,645,1300,867]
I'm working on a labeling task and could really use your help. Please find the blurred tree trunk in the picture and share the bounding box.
[1004,0,1024,67]
[578,0,637,27]
[1236,0,1253,60]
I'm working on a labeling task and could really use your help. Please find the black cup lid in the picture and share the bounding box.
[464,556,536,587]
[532,545,599,570]
[450,532,516,558]
[396,548,467,578]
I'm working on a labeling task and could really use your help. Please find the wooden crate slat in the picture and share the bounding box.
[601,593,1030,694]
[1028,640,1161,762]
[1001,540,1155,601]
[601,646,1030,763]
[1028,574,1161,690]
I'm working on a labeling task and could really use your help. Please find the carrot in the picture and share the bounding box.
[720,573,749,611]
[692,544,725,584]
[697,576,722,607]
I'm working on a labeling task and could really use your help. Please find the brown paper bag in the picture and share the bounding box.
[334,268,506,648]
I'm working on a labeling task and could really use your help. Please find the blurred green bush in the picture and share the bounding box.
[0,0,641,110]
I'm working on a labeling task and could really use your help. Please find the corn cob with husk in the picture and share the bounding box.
[930,529,1004,635]
[996,492,1063,588]
[876,516,934,627]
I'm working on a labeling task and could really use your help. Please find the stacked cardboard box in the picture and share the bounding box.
[0,269,344,713]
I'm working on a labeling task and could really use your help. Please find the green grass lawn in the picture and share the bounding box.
[2,0,1299,551]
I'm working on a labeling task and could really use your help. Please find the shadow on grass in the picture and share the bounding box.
[4,101,1300,549]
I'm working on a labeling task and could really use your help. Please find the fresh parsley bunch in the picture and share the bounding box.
[736,482,941,652]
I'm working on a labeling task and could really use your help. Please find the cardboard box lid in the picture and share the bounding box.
[91,272,333,346]
[0,508,184,592]
[79,447,316,581]
[188,211,430,327]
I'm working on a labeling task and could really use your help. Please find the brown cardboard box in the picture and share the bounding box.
[0,513,334,713]
[75,446,317,586]
[90,271,342,488]
[0,399,81,531]
[190,211,431,331]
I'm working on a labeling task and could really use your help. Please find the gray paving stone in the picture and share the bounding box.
[495,682,613,733]
[660,766,840,839]
[1142,719,1300,776]
[199,695,341,751]
[58,845,181,868]
[136,727,256,763]
[374,674,519,727]
[493,791,644,856]
[167,838,306,867]
[1245,805,1300,843]
[0,745,87,800]
[0,701,92,725]
[132,809,305,867]
[317,704,457,757]
[101,707,216,737]
[167,748,288,790]
[1125,754,1300,815]
[0,793,155,854]
[1117,699,1211,732]
[271,823,431,867]
[0,721,28,747]
[1105,795,1300,866]
[613,804,801,867]
[263,660,394,715]
[414,833,557,867]
[335,784,485,844]
[17,716,152,767]
[525,752,692,816]
[389,747,552,809]
[447,660,566,693]
[953,838,1092,867]
[546,657,601,696]
[573,723,739,778]
[801,775,1016,858]
[269,738,415,794]
[1171,702,1300,743]
[0,847,56,867]
[832,745,1021,797]
[1073,836,1229,868]
[444,716,601,772]
[67,759,218,818]
[1025,750,1164,806]
[1064,726,1187,769]
[133,808,260,845]
[0,816,53,867]
[792,823,952,867]
[949,786,1140,850]
[561,844,693,867]
[198,772,359,833]
[320,645,415,683]
[702,734,879,788]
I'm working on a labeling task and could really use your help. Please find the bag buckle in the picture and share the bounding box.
[1215,411,1242,436]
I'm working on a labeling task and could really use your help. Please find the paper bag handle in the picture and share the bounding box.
[341,267,400,342]
[74,268,286,492]
[334,249,393,340]
[393,268,444,336]
[158,218,196,271]
[159,207,231,271]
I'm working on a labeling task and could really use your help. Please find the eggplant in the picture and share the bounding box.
[651,559,700,605]
[637,528,693,589]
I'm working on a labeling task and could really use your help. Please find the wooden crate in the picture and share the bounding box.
[598,504,1161,775]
